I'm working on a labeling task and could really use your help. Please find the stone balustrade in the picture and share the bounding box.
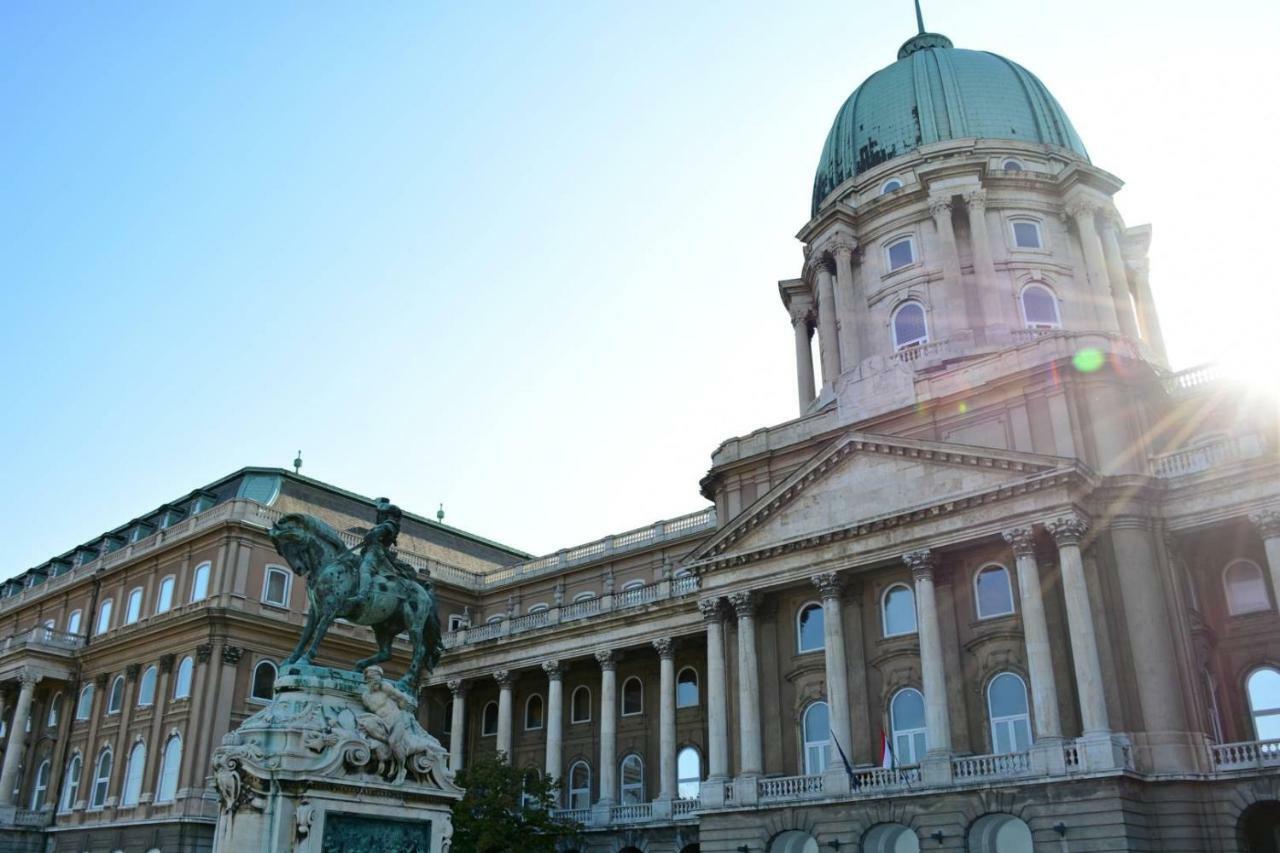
[758,773,824,802]
[1211,739,1280,772]
[951,750,1032,781]
[1150,432,1268,478]
[1163,362,1223,395]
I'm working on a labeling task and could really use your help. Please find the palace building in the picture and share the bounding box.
[2,18,1279,853]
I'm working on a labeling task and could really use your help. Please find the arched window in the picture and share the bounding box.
[47,693,61,727]
[31,760,49,809]
[882,584,917,637]
[677,746,701,799]
[485,614,505,626]
[107,675,125,714]
[262,566,291,607]
[137,666,157,707]
[891,302,928,350]
[802,701,831,774]
[1020,283,1061,329]
[619,754,644,804]
[190,562,211,603]
[676,667,699,708]
[481,701,499,736]
[156,735,182,802]
[59,753,81,812]
[95,599,113,635]
[568,761,591,810]
[968,813,1033,852]
[622,677,643,716]
[1247,668,1280,741]
[67,609,82,636]
[121,741,145,806]
[1225,560,1271,615]
[572,592,596,604]
[75,684,94,720]
[525,694,544,730]
[41,619,55,641]
[251,661,276,702]
[1010,219,1043,249]
[125,587,144,625]
[890,688,927,766]
[988,672,1032,753]
[173,656,193,700]
[155,576,176,615]
[571,686,591,723]
[975,565,1015,619]
[621,580,645,592]
[881,178,903,194]
[1002,158,1024,172]
[90,748,112,809]
[527,603,549,614]
[886,236,915,271]
[796,602,824,653]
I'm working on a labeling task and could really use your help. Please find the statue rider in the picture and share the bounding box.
[352,498,403,608]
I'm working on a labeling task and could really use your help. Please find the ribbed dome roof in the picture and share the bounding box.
[811,32,1088,215]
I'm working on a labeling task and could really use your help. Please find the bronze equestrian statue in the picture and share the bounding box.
[268,499,444,692]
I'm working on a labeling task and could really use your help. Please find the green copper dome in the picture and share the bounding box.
[811,32,1088,215]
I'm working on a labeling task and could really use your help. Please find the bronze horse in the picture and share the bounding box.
[268,513,443,692]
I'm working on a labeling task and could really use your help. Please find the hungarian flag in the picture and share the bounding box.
[878,730,895,769]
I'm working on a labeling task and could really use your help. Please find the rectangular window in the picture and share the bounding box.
[887,237,914,271]
[262,568,290,607]
[1012,221,1042,249]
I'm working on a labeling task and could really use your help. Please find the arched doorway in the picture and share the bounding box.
[862,823,920,853]
[968,814,1033,853]
[769,830,819,853]
[1241,801,1280,853]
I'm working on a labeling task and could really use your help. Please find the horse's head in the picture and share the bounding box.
[269,513,347,578]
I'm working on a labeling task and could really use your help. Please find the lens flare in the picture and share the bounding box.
[1072,348,1105,373]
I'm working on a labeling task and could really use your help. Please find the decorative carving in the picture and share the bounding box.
[94,673,108,689]
[125,663,141,681]
[727,590,757,618]
[594,649,616,671]
[492,670,512,689]
[159,654,176,674]
[1047,514,1089,546]
[17,669,42,688]
[446,678,467,697]
[789,305,814,329]
[222,646,244,665]
[358,666,447,784]
[652,638,674,660]
[1249,509,1280,540]
[295,798,315,840]
[196,643,213,664]
[1065,198,1098,220]
[963,188,987,211]
[1002,528,1036,557]
[697,597,724,622]
[928,196,953,217]
[902,549,935,581]
[828,237,857,258]
[541,660,563,680]
[811,572,843,600]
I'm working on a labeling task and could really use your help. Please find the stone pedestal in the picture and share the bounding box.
[211,665,460,853]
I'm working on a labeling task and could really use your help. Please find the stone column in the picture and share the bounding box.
[812,260,841,386]
[0,671,39,806]
[930,196,965,340]
[1100,214,1141,338]
[791,307,816,413]
[654,639,677,802]
[965,188,1006,332]
[596,650,617,806]
[812,573,854,770]
[1126,258,1167,358]
[493,670,514,761]
[542,662,563,786]
[903,552,951,755]
[1067,199,1120,331]
[1250,509,1280,605]
[1002,529,1063,740]
[447,679,467,771]
[831,240,862,371]
[1048,514,1110,735]
[699,599,730,786]
[729,590,763,777]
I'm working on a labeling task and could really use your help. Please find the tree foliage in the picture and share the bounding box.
[450,755,582,853]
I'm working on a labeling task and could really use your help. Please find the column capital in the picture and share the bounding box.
[159,654,176,674]
[928,195,953,217]
[196,643,213,664]
[1249,508,1280,540]
[811,572,844,600]
[221,645,243,665]
[963,187,987,211]
[803,252,830,283]
[1048,514,1090,546]
[727,589,757,618]
[493,670,513,689]
[1065,197,1100,220]
[1125,257,1150,279]
[594,649,616,671]
[652,638,675,660]
[789,304,814,329]
[541,660,564,680]
[1002,527,1037,557]
[698,597,725,622]
[447,678,467,696]
[94,673,109,689]
[125,663,141,681]
[16,669,42,688]
[903,549,936,581]
[828,237,857,259]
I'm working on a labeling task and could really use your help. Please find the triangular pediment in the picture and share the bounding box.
[693,433,1071,561]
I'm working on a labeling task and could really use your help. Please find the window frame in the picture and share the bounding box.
[619,753,644,805]
[75,684,95,721]
[881,583,918,638]
[890,687,927,766]
[802,700,832,775]
[567,760,591,810]
[974,564,1016,620]
[155,575,176,615]
[137,665,157,708]
[173,656,194,700]
[796,601,825,654]
[676,667,699,708]
[66,609,82,636]
[524,693,545,731]
[1009,218,1044,250]
[1247,667,1280,742]
[107,675,125,715]
[156,735,182,803]
[250,660,277,703]
[95,599,113,635]
[124,586,144,625]
[190,562,211,603]
[31,759,50,810]
[1224,559,1271,616]
[527,603,550,615]
[987,672,1033,754]
[880,178,904,195]
[621,676,644,717]
[890,301,929,351]
[1019,282,1062,329]
[121,740,146,807]
[1002,158,1025,172]
[481,701,499,737]
[676,745,701,799]
[447,614,466,632]
[261,564,291,608]
[572,592,597,604]
[89,747,112,810]
[884,235,917,273]
[59,753,82,812]
[570,685,592,724]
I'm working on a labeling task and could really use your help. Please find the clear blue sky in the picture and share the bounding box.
[3,1,1278,579]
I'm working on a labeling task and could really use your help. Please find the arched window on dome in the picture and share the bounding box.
[891,302,928,350]
[886,237,916,272]
[1003,158,1025,172]
[1010,218,1043,249]
[1020,283,1061,329]
[881,178,903,194]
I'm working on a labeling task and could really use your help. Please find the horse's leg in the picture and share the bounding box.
[355,622,395,671]
[285,590,318,665]
[304,606,338,663]
[398,601,429,693]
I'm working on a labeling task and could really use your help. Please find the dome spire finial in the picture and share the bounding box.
[915,0,926,35]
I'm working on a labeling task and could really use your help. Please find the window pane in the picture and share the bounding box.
[572,688,590,722]
[175,657,193,699]
[623,679,642,715]
[676,669,698,708]
[798,604,824,652]
[677,747,700,799]
[888,239,914,270]
[138,667,156,706]
[884,586,916,635]
[483,703,498,735]
[191,565,210,601]
[158,738,181,802]
[1227,562,1269,614]
[1022,286,1058,326]
[976,568,1014,617]
[1013,221,1041,248]
[252,663,275,700]
[893,305,927,348]
[526,696,543,729]
[96,601,112,635]
[1255,713,1280,741]
[989,673,1029,716]
[892,689,925,730]
[156,579,174,613]
[126,590,142,624]
[1249,669,1280,712]
[266,571,287,604]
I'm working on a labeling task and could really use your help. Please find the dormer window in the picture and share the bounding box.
[881,178,903,194]
[891,301,929,350]
[886,237,915,271]
[190,496,213,514]
[1011,219,1042,249]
